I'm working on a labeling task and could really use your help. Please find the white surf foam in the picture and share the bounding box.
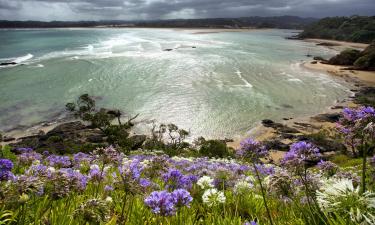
[13,54,33,63]
[235,70,253,88]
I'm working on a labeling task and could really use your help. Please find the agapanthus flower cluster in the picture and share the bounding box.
[162,168,195,190]
[267,169,295,201]
[338,107,375,152]
[18,151,42,165]
[46,155,71,168]
[0,159,14,181]
[197,176,214,189]
[202,188,226,207]
[73,198,111,223]
[317,160,339,178]
[234,177,253,195]
[281,141,321,171]
[236,138,268,162]
[144,189,193,216]
[316,178,375,224]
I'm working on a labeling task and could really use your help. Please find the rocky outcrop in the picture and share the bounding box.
[327,49,361,65]
[261,119,300,134]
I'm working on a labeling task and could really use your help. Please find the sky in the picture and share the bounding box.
[0,0,374,21]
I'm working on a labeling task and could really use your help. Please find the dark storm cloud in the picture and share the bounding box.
[0,0,374,21]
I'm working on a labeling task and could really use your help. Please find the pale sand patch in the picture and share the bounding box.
[304,61,375,85]
[175,28,269,34]
[304,38,369,51]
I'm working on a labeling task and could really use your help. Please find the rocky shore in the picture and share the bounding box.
[2,38,375,162]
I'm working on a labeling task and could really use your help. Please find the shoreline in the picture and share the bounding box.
[228,38,375,161]
[2,38,375,156]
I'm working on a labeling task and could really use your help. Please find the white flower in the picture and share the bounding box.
[47,167,56,174]
[316,178,375,224]
[202,188,226,207]
[90,164,100,170]
[234,179,253,195]
[105,196,113,203]
[197,176,214,189]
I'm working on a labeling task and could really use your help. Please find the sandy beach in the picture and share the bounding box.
[173,27,268,34]
[2,36,374,158]
[304,38,369,51]
[229,38,375,161]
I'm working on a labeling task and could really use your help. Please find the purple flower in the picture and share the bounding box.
[139,178,152,188]
[171,189,193,208]
[237,138,268,162]
[18,151,42,165]
[14,147,33,153]
[88,165,106,181]
[104,185,114,192]
[73,152,93,166]
[244,222,258,225]
[252,163,275,176]
[281,141,321,169]
[162,168,193,190]
[46,155,71,168]
[0,159,14,182]
[144,190,176,216]
[317,160,338,177]
[0,159,13,171]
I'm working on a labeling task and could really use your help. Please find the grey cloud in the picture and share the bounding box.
[0,0,374,21]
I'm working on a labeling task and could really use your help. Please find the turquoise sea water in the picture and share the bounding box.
[0,28,351,139]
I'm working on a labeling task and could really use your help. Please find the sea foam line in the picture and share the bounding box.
[235,70,253,88]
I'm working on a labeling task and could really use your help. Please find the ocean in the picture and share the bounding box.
[0,28,351,139]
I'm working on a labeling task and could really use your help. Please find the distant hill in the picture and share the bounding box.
[0,16,317,29]
[299,16,375,43]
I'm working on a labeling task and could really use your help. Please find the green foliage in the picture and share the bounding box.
[328,49,361,65]
[66,94,137,150]
[199,138,231,158]
[330,154,363,168]
[145,123,191,156]
[300,16,375,43]
[0,146,16,162]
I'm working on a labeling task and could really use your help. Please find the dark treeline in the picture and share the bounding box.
[0,16,317,29]
[299,15,375,43]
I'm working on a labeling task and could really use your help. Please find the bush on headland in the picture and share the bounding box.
[324,41,375,70]
[1,94,375,224]
[299,16,375,43]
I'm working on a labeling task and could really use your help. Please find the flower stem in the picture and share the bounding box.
[253,162,274,225]
[361,145,367,194]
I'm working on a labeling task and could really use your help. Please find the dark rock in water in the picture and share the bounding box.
[311,61,318,64]
[163,49,173,51]
[262,119,275,127]
[282,118,290,121]
[0,62,17,66]
[262,119,299,134]
[286,36,302,40]
[331,105,344,110]
[313,113,341,123]
[128,135,147,149]
[192,46,196,48]
[2,136,15,142]
[281,104,293,109]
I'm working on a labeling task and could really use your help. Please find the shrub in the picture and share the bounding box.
[199,139,230,158]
